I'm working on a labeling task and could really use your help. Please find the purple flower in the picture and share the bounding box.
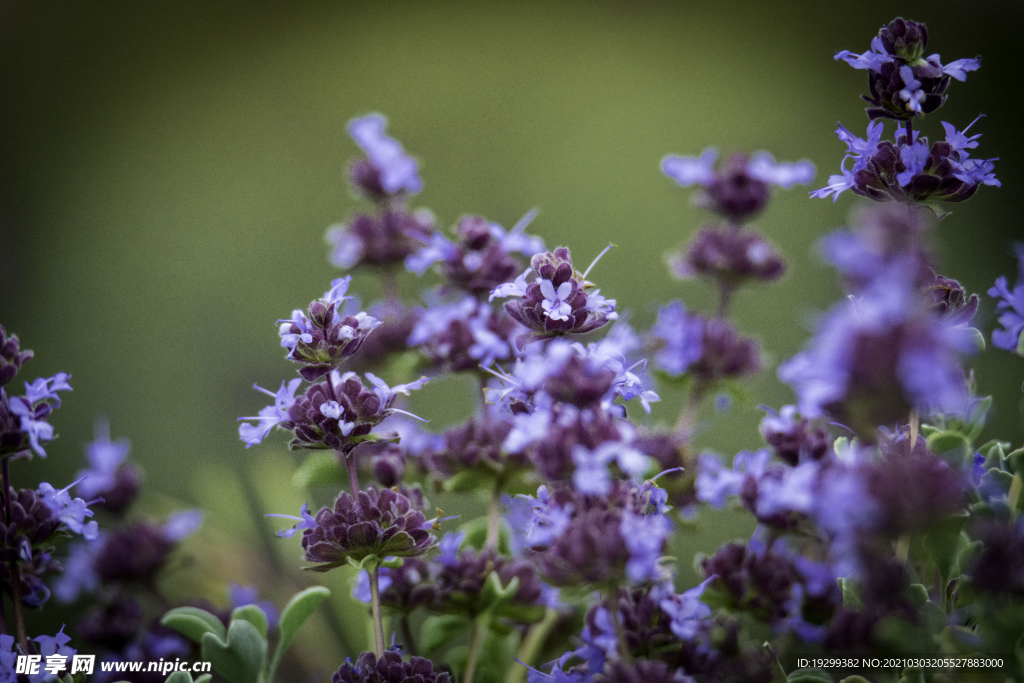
[988,243,1024,354]
[778,265,971,435]
[896,139,930,186]
[518,486,574,548]
[406,211,545,294]
[351,567,394,604]
[53,540,101,602]
[3,372,72,458]
[662,149,813,221]
[37,480,99,540]
[659,576,715,640]
[268,503,319,538]
[897,65,926,115]
[333,650,450,683]
[294,487,435,570]
[277,277,382,380]
[75,418,139,514]
[326,208,436,271]
[0,326,34,388]
[407,296,518,372]
[229,583,280,627]
[238,378,302,447]
[572,442,652,496]
[436,530,464,567]
[650,302,703,375]
[695,450,770,508]
[834,35,894,72]
[669,226,786,287]
[347,114,422,195]
[491,247,617,348]
[32,627,76,683]
[620,510,671,583]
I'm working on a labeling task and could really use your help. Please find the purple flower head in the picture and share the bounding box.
[436,530,464,567]
[811,119,997,206]
[989,243,1024,354]
[269,503,323,538]
[620,510,671,583]
[431,546,544,619]
[255,371,427,453]
[838,18,980,121]
[488,330,657,416]
[346,301,422,368]
[332,649,451,683]
[926,270,979,325]
[93,521,178,584]
[779,265,971,436]
[650,302,703,376]
[670,226,786,288]
[278,277,382,381]
[37,479,99,540]
[660,575,715,640]
[695,449,770,508]
[31,626,77,682]
[326,207,436,271]
[2,372,72,458]
[690,318,761,383]
[408,296,518,373]
[76,418,140,515]
[572,441,653,496]
[53,540,101,603]
[0,326,34,388]
[522,651,590,683]
[517,486,575,549]
[347,114,422,196]
[491,246,617,349]
[505,403,629,482]
[407,211,545,295]
[238,378,302,448]
[295,487,435,570]
[0,486,62,603]
[427,411,530,482]
[759,405,831,466]
[662,149,814,221]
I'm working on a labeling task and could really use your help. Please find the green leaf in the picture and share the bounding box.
[164,673,195,683]
[963,326,986,352]
[837,577,862,610]
[923,513,968,587]
[293,451,346,488]
[421,614,473,655]
[161,607,226,644]
[195,677,213,683]
[231,605,269,640]
[276,586,331,657]
[926,431,972,468]
[1005,447,1024,478]
[481,570,519,610]
[906,583,929,609]
[787,669,833,683]
[897,667,924,683]
[838,677,872,683]
[201,619,267,683]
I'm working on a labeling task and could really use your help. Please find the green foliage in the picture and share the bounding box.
[161,586,330,683]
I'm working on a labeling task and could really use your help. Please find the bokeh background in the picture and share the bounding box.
[1,0,1022,677]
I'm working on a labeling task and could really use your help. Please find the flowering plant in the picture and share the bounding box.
[4,15,1024,683]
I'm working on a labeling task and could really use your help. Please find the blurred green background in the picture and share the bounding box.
[1,0,1023,676]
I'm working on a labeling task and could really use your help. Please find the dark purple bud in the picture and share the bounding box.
[698,154,771,222]
[93,521,175,584]
[332,649,450,683]
[927,271,979,324]
[78,595,145,651]
[690,318,760,383]
[670,226,785,288]
[372,445,406,487]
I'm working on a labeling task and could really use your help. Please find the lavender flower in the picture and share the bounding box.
[661,149,814,221]
[352,557,434,613]
[92,516,198,585]
[75,418,141,516]
[669,226,786,287]
[572,441,653,496]
[37,480,99,540]
[431,545,544,619]
[988,243,1024,354]
[660,577,715,640]
[0,325,33,387]
[407,296,519,372]
[426,411,530,482]
[1,372,72,458]
[326,209,436,270]
[926,270,979,325]
[332,649,450,683]
[491,246,618,349]
[290,487,435,570]
[810,120,997,205]
[620,510,671,583]
[778,265,971,436]
[240,371,428,452]
[347,114,422,196]
[650,302,703,376]
[406,211,545,295]
[835,18,980,120]
[238,378,302,448]
[759,406,831,466]
[278,277,382,380]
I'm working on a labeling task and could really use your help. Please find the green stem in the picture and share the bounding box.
[505,608,558,683]
[485,484,502,552]
[346,451,360,499]
[1,458,26,651]
[369,566,386,658]
[401,614,418,656]
[674,383,706,441]
[463,615,488,683]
